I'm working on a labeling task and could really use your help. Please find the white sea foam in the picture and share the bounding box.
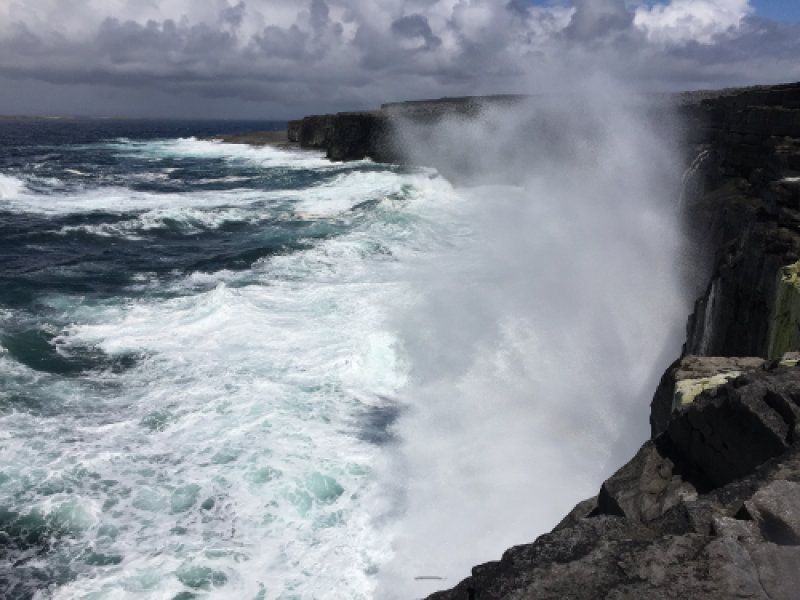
[0,162,460,599]
[0,173,26,200]
[0,184,267,216]
[57,206,270,239]
[3,166,424,224]
[111,136,336,170]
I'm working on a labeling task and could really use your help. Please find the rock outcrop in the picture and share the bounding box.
[287,111,398,162]
[423,83,800,599]
[429,364,800,600]
[286,95,527,163]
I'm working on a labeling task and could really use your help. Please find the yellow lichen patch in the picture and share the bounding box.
[673,371,742,410]
[767,261,800,360]
[779,351,800,367]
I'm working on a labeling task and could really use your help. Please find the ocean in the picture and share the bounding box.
[0,113,688,600]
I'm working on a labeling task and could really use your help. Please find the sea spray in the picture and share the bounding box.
[376,88,690,598]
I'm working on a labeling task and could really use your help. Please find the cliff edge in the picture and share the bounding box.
[283,83,800,598]
[425,82,800,599]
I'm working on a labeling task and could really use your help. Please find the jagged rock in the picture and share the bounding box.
[551,496,598,532]
[745,479,800,545]
[666,368,798,488]
[596,439,699,523]
[428,365,800,599]
[650,355,767,437]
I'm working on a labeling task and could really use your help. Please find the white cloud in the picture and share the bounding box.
[0,0,797,117]
[634,0,752,43]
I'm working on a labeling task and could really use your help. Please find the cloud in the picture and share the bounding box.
[563,0,634,41]
[0,0,797,117]
[634,0,752,43]
[391,14,442,50]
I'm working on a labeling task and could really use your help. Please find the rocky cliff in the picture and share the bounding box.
[425,82,800,599]
[286,83,800,598]
[286,95,526,164]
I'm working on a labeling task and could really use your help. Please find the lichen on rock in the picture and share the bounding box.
[673,371,742,409]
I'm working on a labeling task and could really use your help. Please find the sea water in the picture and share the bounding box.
[0,120,462,599]
[0,114,687,600]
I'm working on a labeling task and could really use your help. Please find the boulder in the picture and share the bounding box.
[650,355,766,437]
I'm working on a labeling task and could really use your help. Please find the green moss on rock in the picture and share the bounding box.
[767,261,800,359]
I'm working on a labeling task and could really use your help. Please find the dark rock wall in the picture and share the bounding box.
[286,95,527,164]
[287,111,401,163]
[682,83,800,359]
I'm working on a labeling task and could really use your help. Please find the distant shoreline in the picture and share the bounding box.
[0,116,289,122]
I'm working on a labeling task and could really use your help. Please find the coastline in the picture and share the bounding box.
[216,82,800,597]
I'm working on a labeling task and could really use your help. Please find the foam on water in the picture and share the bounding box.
[1,170,420,223]
[0,173,26,200]
[108,137,335,170]
[0,138,463,599]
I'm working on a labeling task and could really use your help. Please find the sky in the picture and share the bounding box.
[0,0,798,119]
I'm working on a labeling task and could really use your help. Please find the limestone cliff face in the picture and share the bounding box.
[287,111,399,162]
[286,95,525,164]
[424,82,800,600]
[681,83,800,359]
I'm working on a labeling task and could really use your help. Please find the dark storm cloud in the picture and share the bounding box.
[390,14,442,50]
[221,2,247,27]
[563,0,634,41]
[309,0,330,31]
[0,0,798,117]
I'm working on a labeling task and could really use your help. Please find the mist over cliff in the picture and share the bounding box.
[371,84,693,598]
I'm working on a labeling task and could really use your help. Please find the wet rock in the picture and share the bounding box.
[682,85,800,359]
[667,368,798,488]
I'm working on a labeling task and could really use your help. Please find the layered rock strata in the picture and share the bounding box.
[426,82,800,599]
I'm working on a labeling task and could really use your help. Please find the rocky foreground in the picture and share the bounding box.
[242,83,800,597]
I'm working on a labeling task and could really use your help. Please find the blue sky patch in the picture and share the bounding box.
[525,0,800,24]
